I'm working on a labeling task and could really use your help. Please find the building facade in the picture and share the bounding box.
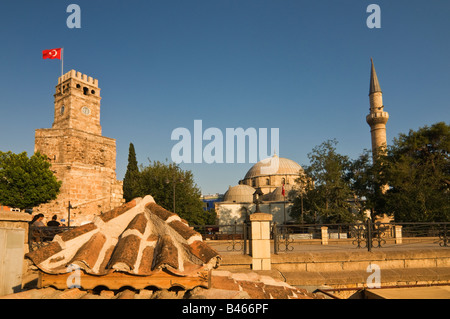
[34,70,124,226]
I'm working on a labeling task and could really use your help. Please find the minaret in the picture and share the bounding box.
[366,58,389,158]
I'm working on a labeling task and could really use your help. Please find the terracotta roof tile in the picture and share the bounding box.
[58,223,97,242]
[100,199,137,222]
[153,235,179,271]
[69,232,106,269]
[109,234,141,272]
[169,219,201,243]
[27,241,62,265]
[126,213,147,235]
[146,202,176,221]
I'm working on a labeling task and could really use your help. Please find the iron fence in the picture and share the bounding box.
[193,221,251,254]
[272,221,449,253]
[28,226,74,251]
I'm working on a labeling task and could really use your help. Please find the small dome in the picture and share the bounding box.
[265,184,295,202]
[244,155,302,180]
[223,185,256,203]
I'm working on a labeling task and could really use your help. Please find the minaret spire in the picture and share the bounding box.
[369,57,382,95]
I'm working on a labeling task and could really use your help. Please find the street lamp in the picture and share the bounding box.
[165,177,184,214]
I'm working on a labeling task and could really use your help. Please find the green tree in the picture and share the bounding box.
[346,150,387,220]
[380,122,449,222]
[290,140,358,223]
[136,160,208,225]
[123,143,140,202]
[0,151,61,210]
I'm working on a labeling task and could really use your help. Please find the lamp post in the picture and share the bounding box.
[253,187,263,213]
[165,177,184,214]
[67,201,73,228]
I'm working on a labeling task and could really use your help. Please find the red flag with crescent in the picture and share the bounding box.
[42,48,62,60]
[282,184,285,197]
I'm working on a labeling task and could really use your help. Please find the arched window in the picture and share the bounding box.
[266,178,270,185]
[281,178,286,185]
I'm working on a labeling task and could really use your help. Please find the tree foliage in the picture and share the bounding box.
[136,160,209,225]
[0,151,61,210]
[379,122,449,222]
[290,140,359,223]
[123,143,140,202]
[346,150,386,220]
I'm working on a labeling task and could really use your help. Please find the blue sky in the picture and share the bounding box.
[0,1,449,195]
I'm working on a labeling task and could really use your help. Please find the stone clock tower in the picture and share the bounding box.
[34,70,124,226]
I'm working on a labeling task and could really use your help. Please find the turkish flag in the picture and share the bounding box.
[42,48,62,60]
[282,184,285,197]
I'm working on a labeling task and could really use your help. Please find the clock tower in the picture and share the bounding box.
[53,69,102,135]
[34,70,124,226]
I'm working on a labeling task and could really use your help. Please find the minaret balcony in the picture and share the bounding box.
[366,112,389,125]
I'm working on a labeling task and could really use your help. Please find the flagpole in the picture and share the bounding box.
[60,47,64,95]
[61,47,64,77]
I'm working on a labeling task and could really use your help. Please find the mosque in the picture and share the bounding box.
[214,58,389,225]
[215,154,304,224]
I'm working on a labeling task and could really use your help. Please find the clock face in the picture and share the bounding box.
[81,106,91,115]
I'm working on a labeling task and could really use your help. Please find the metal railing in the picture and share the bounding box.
[193,221,251,254]
[28,226,75,251]
[272,221,449,253]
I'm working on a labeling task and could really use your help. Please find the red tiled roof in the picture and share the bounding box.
[26,196,221,278]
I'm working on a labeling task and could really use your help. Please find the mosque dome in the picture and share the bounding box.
[243,154,302,180]
[223,185,256,203]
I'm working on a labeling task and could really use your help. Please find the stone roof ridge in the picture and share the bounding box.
[26,195,220,281]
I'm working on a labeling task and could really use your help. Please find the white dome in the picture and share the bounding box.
[223,185,256,203]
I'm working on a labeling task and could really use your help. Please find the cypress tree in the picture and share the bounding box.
[123,143,139,202]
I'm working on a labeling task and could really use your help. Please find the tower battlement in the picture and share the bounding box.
[58,69,99,88]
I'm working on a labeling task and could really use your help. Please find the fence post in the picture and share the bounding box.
[321,226,328,245]
[273,222,278,255]
[367,219,373,252]
[395,225,403,244]
[250,213,273,270]
[243,222,247,255]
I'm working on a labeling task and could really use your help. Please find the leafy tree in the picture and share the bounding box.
[380,122,449,222]
[123,143,140,202]
[0,151,61,210]
[290,140,359,223]
[346,150,387,220]
[136,160,208,225]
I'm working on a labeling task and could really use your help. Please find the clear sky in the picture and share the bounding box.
[0,1,449,195]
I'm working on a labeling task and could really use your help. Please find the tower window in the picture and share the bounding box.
[266,178,270,185]
[76,84,81,88]
[91,90,96,95]
[83,87,89,95]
